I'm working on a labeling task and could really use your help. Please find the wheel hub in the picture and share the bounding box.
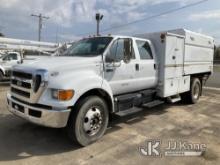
[83,107,102,136]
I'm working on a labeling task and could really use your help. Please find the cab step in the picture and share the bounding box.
[167,95,181,103]
[115,107,142,117]
[142,100,164,108]
[115,100,164,117]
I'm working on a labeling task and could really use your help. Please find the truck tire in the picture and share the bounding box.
[0,72,3,82]
[67,96,109,146]
[181,78,201,104]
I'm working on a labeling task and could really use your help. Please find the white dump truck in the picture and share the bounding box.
[7,29,214,146]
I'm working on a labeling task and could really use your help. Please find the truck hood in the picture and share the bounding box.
[14,56,102,73]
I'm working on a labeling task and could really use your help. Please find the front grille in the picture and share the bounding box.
[12,71,32,79]
[10,69,47,103]
[11,70,33,102]
[11,87,30,98]
[11,79,31,89]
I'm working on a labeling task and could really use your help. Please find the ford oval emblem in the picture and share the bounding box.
[17,81,22,86]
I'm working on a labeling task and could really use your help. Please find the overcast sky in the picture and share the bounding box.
[0,0,220,44]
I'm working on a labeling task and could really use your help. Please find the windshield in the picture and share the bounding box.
[0,53,6,59]
[62,37,113,56]
[0,53,7,59]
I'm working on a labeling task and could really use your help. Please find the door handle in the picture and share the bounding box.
[154,64,156,70]
[106,68,114,72]
[135,64,139,71]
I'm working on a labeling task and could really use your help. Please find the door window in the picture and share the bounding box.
[136,40,153,60]
[109,39,124,62]
[107,38,135,62]
[3,53,18,60]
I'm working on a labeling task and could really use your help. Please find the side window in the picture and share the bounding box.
[109,39,124,62]
[136,40,153,60]
[108,38,135,62]
[6,53,18,60]
[11,54,18,60]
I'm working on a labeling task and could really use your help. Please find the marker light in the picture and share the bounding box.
[52,89,74,101]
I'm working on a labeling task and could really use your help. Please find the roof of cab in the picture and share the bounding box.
[87,35,150,41]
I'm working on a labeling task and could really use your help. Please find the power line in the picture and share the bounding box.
[77,0,209,36]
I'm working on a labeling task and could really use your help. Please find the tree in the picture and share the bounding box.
[214,46,220,61]
[0,32,4,37]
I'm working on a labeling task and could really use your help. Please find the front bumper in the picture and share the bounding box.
[7,93,71,128]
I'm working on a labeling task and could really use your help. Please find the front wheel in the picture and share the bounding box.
[181,78,202,104]
[67,96,109,146]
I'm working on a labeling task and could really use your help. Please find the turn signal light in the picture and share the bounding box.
[52,89,74,101]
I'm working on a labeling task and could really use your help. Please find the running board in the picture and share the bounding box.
[116,100,164,117]
[142,100,164,108]
[167,95,181,103]
[116,107,142,117]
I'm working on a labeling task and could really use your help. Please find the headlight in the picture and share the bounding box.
[52,89,74,101]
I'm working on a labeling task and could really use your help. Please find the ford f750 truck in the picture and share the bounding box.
[7,29,214,146]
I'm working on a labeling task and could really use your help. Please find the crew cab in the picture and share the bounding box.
[7,29,214,146]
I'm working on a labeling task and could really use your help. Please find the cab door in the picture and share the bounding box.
[134,39,157,89]
[3,53,19,66]
[104,38,139,95]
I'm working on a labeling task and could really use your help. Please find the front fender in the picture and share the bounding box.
[70,77,115,112]
[39,71,114,111]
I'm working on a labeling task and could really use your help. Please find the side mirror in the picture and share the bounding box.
[113,61,121,67]
[123,39,132,63]
[106,60,121,68]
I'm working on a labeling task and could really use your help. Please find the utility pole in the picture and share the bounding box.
[95,13,103,36]
[31,13,49,41]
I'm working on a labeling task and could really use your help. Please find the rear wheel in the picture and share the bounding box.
[181,78,202,104]
[67,96,109,146]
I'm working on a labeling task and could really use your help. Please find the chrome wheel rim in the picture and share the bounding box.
[83,107,103,136]
[193,83,200,100]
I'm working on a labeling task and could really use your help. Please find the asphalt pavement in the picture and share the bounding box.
[1,85,220,165]
[0,66,219,165]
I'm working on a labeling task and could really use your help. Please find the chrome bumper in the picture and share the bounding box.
[7,94,71,128]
